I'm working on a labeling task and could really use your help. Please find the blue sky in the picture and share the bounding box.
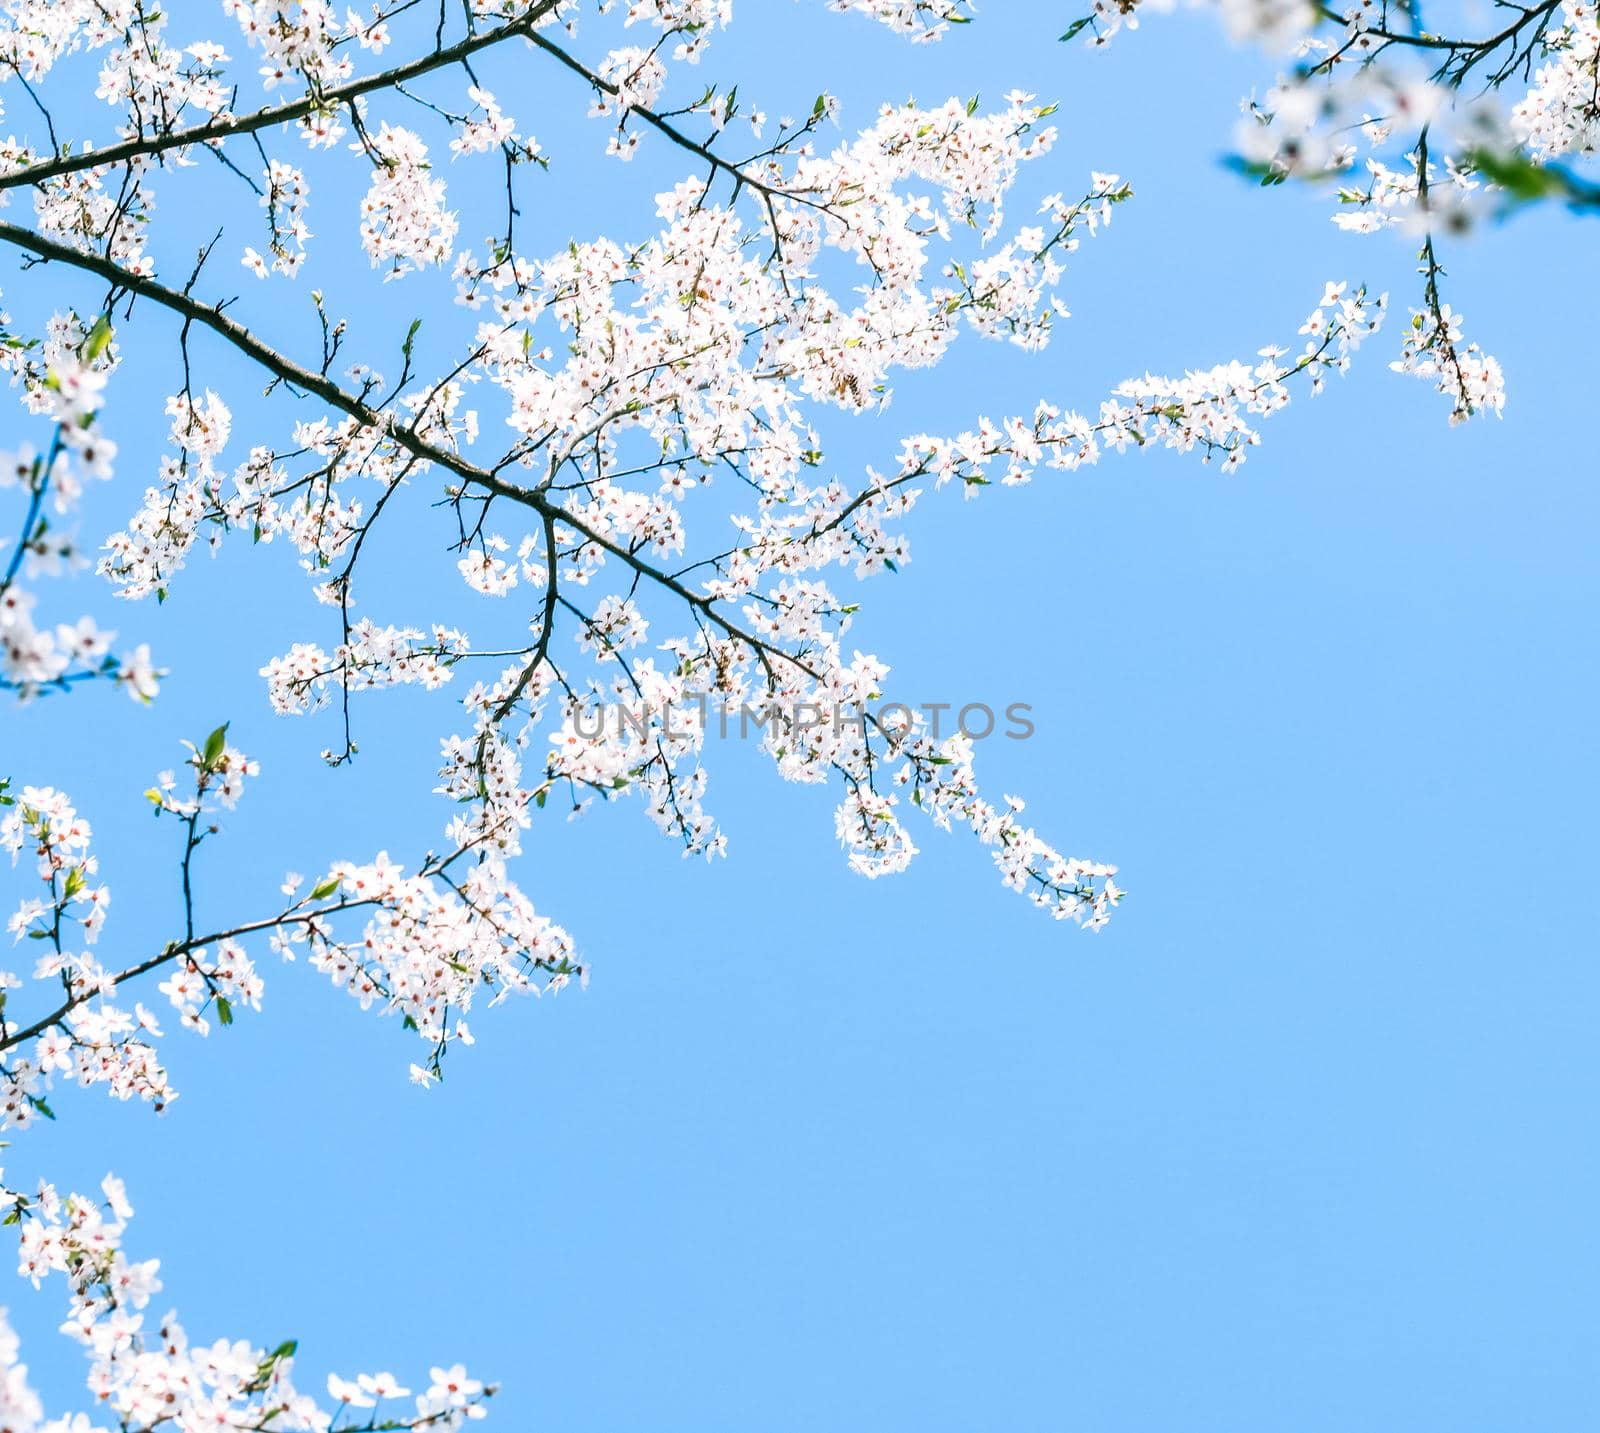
[3,6,1599,1430]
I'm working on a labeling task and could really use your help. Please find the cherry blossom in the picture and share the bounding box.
[1512,2,1600,158]
[0,1170,492,1433]
[0,1,1562,1421]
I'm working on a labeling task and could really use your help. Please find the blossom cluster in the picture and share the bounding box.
[296,842,582,1084]
[1390,303,1507,423]
[825,0,973,40]
[243,159,313,278]
[359,124,461,278]
[0,314,159,700]
[0,1171,492,1433]
[259,622,469,718]
[1512,2,1600,158]
[1057,0,1600,415]
[0,731,265,1128]
[0,727,578,1129]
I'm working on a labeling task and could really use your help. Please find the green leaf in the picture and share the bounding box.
[1221,155,1291,187]
[1059,16,1092,41]
[202,722,229,769]
[1465,146,1600,212]
[309,877,341,901]
[81,313,113,363]
[216,996,233,1026]
[250,1338,299,1390]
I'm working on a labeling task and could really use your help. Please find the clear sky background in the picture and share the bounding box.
[3,6,1598,1430]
